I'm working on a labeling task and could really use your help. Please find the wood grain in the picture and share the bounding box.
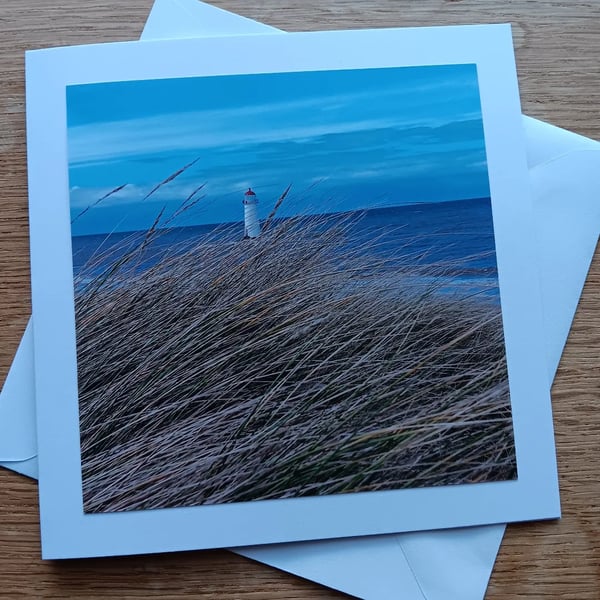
[0,1,598,598]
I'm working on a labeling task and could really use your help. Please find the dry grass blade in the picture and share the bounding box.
[72,183,128,224]
[142,157,201,201]
[262,184,292,233]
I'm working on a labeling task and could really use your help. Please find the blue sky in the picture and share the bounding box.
[67,64,490,236]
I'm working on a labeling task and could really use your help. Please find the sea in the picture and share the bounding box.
[72,197,500,300]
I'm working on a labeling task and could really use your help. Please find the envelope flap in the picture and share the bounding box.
[237,535,427,600]
[523,115,599,168]
[143,0,277,40]
[0,321,37,460]
[397,526,506,600]
[532,149,600,377]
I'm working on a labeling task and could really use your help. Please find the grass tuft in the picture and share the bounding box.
[75,209,516,513]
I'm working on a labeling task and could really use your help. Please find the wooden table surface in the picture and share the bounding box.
[0,1,598,598]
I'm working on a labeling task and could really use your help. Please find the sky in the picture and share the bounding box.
[67,64,490,236]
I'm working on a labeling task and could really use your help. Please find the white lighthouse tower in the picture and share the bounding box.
[243,188,260,238]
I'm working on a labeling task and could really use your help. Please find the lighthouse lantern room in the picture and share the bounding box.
[243,188,260,238]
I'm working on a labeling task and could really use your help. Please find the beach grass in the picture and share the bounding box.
[75,209,516,513]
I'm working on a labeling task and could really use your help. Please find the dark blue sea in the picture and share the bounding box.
[72,197,499,299]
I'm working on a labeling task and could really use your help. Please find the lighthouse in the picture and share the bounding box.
[243,188,260,238]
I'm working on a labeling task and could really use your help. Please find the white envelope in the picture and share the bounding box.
[1,1,598,598]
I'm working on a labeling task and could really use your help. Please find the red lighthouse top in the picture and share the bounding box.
[245,188,256,196]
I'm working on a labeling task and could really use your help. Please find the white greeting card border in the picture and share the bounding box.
[26,24,559,559]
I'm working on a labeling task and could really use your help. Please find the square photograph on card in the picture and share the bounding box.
[67,64,516,514]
